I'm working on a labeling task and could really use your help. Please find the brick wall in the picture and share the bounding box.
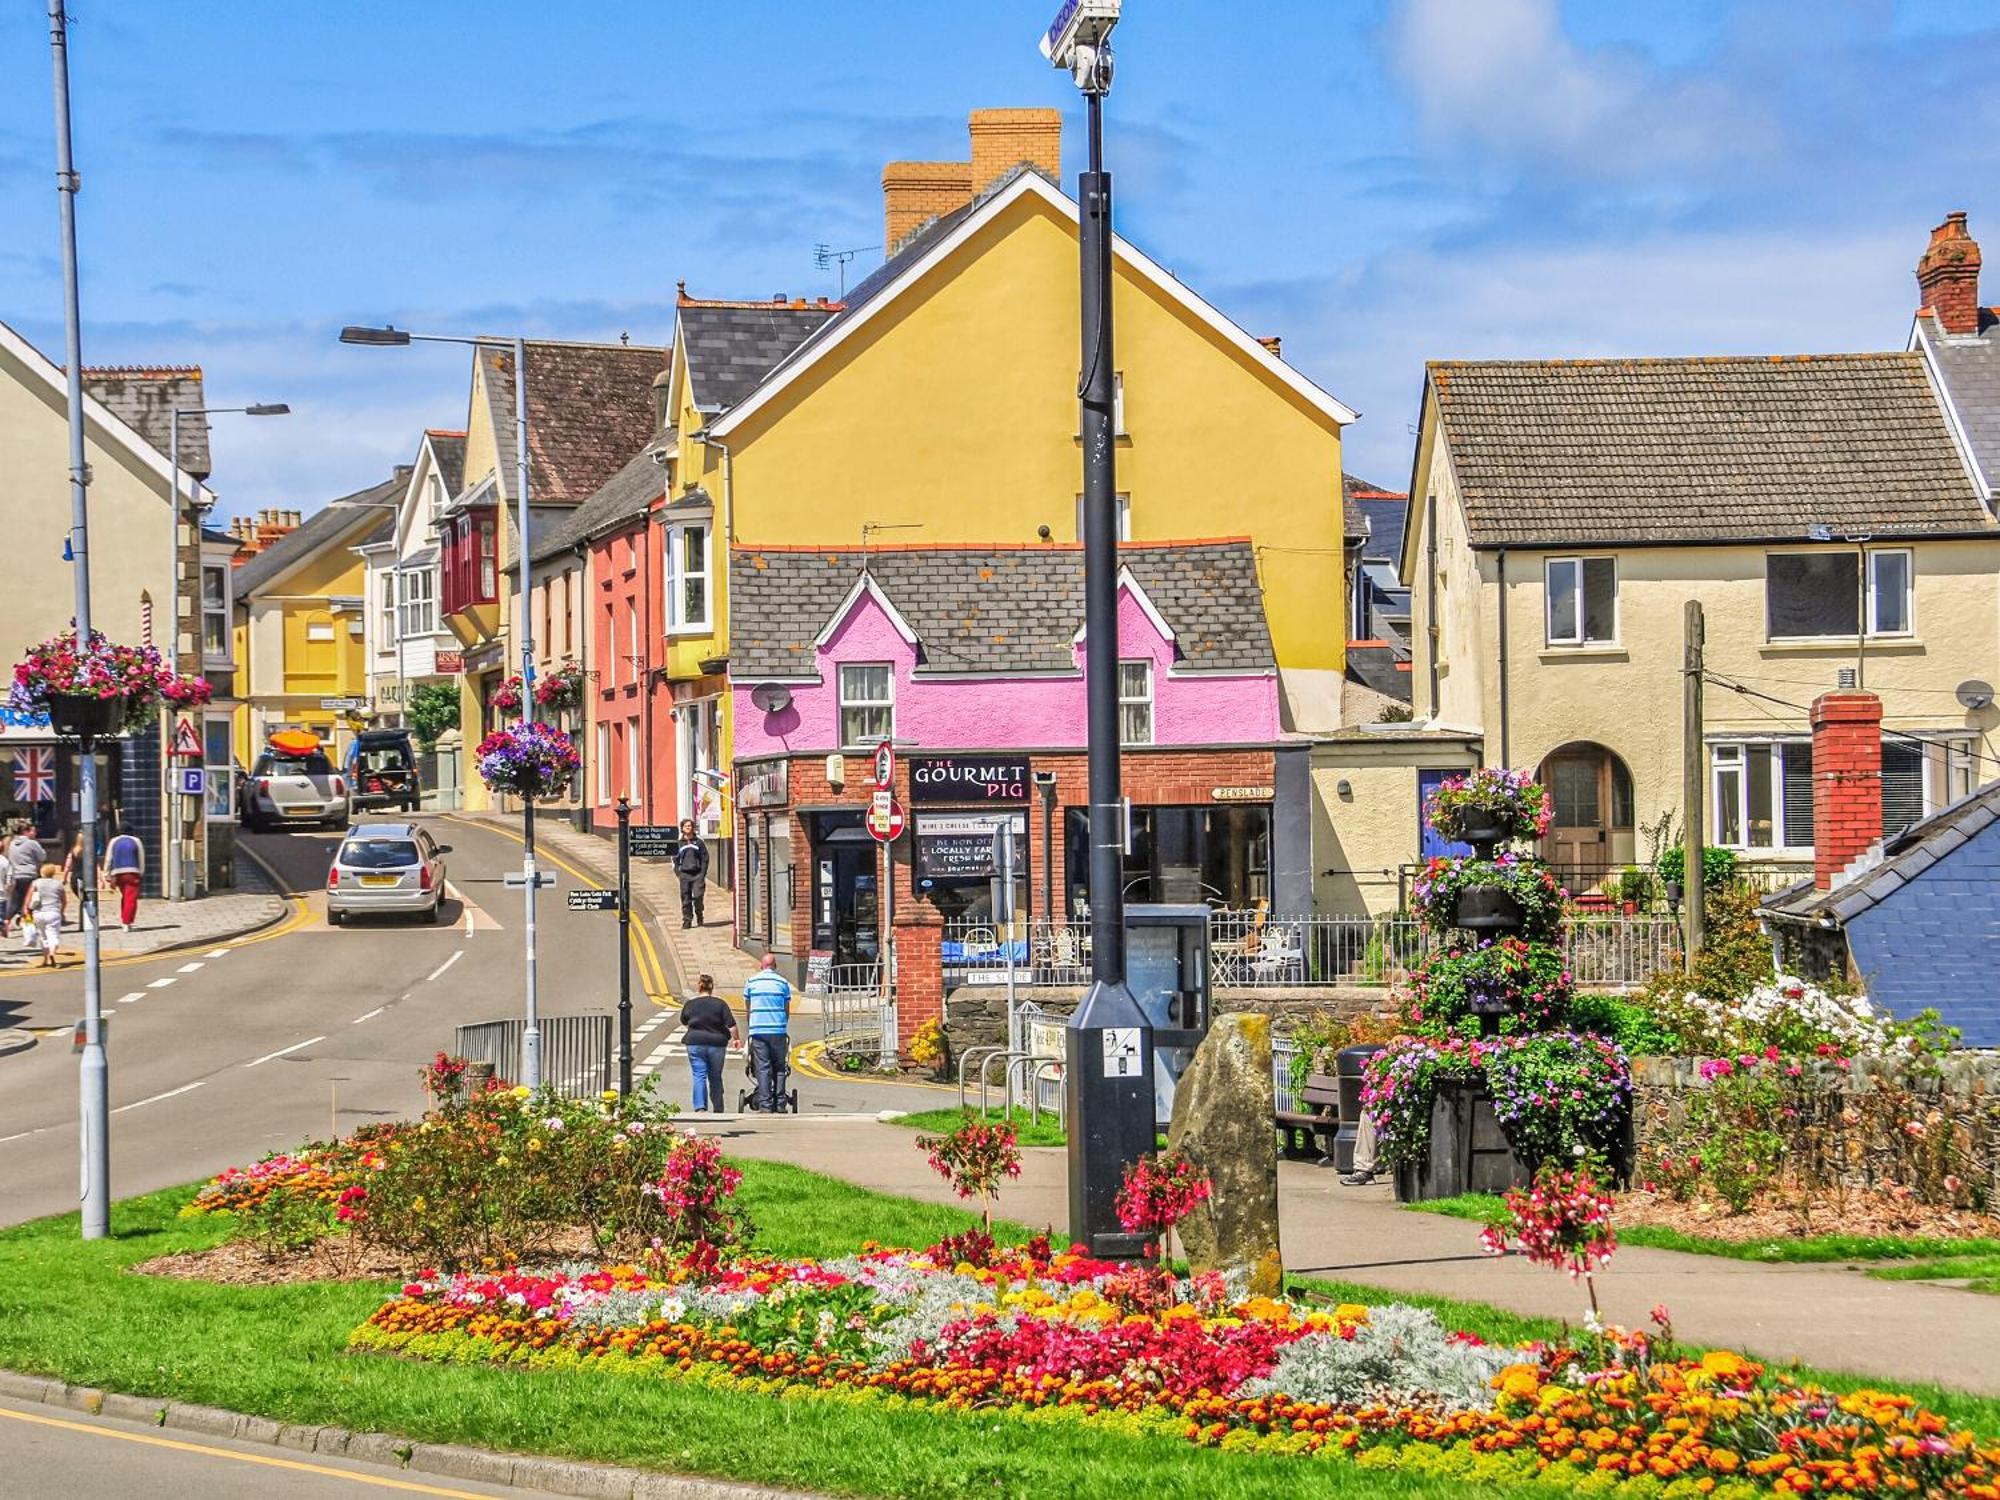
[1811,691,1882,890]
[1917,211,1983,336]
[968,108,1061,195]
[882,161,974,252]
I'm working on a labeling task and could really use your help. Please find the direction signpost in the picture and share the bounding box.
[566,888,618,911]
[628,824,677,859]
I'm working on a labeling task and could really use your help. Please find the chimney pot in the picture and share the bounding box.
[1917,211,1983,335]
[1811,690,1883,890]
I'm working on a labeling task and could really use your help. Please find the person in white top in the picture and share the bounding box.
[26,861,66,967]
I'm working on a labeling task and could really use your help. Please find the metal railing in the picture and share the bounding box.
[820,963,892,1066]
[453,1014,611,1100]
[941,912,1680,992]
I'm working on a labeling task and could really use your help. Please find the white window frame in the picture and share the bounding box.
[202,714,235,821]
[398,566,436,639]
[595,722,611,805]
[378,571,397,652]
[1866,548,1914,637]
[1074,493,1132,542]
[837,662,895,748]
[1709,741,1814,854]
[1543,555,1618,647]
[1113,371,1126,436]
[628,607,640,684]
[201,564,230,664]
[666,522,711,633]
[1118,657,1154,746]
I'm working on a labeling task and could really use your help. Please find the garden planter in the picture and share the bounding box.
[1448,815,1510,851]
[1454,884,1524,932]
[44,691,122,740]
[1392,1081,1530,1202]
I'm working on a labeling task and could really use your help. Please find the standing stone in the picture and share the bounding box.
[1167,1013,1281,1295]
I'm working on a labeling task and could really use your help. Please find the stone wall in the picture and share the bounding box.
[1632,1053,2000,1202]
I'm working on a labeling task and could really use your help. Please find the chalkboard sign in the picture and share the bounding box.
[803,950,833,995]
[913,811,1026,885]
[629,825,678,858]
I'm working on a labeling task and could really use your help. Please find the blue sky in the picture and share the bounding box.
[3,1,1999,520]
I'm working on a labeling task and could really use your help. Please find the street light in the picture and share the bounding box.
[1042,0,1154,1258]
[167,402,289,902]
[340,323,544,1088]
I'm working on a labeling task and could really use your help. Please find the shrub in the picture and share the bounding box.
[1641,880,1774,1011]
[406,681,459,751]
[644,1134,750,1267]
[1479,1163,1617,1316]
[915,1116,1021,1230]
[1653,843,1739,889]
[1643,1053,1789,1213]
[1565,993,1682,1056]
[1240,1304,1513,1409]
[908,1018,946,1072]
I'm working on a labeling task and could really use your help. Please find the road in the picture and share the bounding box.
[0,816,646,1228]
[0,814,949,1229]
[0,1398,548,1499]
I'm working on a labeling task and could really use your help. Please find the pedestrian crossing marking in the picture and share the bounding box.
[633,1025,688,1077]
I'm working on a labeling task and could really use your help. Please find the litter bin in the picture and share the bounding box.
[1332,1043,1384,1174]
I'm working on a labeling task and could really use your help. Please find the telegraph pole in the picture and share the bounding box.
[50,0,109,1241]
[1682,600,1706,957]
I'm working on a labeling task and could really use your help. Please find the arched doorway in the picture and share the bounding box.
[1535,742,1635,896]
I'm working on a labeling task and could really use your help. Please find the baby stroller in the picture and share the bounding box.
[739,1046,799,1114]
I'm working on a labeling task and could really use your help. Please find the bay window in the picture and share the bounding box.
[477,515,496,599]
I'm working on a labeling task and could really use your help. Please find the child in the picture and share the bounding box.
[27,861,66,967]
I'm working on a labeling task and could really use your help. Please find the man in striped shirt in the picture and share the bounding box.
[743,953,794,1112]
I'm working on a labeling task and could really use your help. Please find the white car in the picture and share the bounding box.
[240,749,350,831]
[326,823,449,925]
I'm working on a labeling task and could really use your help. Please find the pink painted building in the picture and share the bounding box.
[727,540,1311,973]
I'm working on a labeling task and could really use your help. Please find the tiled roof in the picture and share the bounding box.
[1355,496,1408,565]
[520,442,665,567]
[1916,311,2000,496]
[501,505,584,572]
[729,539,1274,681]
[1345,640,1411,702]
[675,297,837,416]
[477,340,667,505]
[1428,353,1992,546]
[81,366,208,476]
[232,469,407,600]
[426,430,467,496]
[1764,775,2000,926]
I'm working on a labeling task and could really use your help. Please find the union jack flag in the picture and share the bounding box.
[13,747,55,803]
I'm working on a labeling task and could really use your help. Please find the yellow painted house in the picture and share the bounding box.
[232,472,404,765]
[654,108,1357,828]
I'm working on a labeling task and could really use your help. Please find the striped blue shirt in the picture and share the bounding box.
[743,970,793,1035]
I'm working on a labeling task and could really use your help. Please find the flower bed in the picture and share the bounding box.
[351,1244,2000,1495]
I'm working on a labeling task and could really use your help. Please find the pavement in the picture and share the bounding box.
[692,1112,2000,1398]
[0,858,286,983]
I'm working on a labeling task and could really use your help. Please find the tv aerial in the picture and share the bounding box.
[813,242,879,297]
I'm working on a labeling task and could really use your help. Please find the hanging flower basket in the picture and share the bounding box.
[534,663,586,715]
[1424,768,1554,846]
[1455,885,1524,932]
[1411,854,1565,940]
[10,627,194,737]
[475,722,579,799]
[489,676,525,714]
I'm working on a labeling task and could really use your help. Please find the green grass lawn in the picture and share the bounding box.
[1868,1254,2000,1295]
[887,1104,1069,1148]
[1,1164,1996,1499]
[1407,1192,2000,1277]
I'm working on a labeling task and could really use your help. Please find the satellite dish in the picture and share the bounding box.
[1957,679,1995,712]
[750,682,793,714]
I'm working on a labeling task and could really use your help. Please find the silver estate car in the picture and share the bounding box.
[326,823,450,925]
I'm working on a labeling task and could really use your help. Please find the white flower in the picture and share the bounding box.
[659,1295,686,1323]
[1582,1308,1604,1334]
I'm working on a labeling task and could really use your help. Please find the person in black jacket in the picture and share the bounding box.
[678,973,739,1112]
[673,819,709,928]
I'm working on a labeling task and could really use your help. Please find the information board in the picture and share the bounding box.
[803,950,833,995]
[566,888,618,912]
[912,811,1026,885]
[628,824,678,858]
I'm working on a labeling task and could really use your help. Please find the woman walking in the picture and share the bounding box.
[60,833,87,928]
[104,821,145,931]
[678,973,739,1113]
[26,861,66,967]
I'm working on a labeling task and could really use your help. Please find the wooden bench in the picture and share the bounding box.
[1275,1073,1341,1162]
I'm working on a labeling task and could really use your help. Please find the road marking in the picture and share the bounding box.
[634,1027,689,1077]
[244,1035,325,1067]
[111,1081,205,1114]
[146,977,176,990]
[352,1006,384,1024]
[176,961,204,974]
[205,948,230,958]
[114,992,144,1005]
[427,948,464,983]
[0,1403,504,1497]
[0,1129,41,1144]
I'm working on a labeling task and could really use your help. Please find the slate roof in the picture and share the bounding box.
[1764,775,2000,926]
[501,505,583,572]
[1345,640,1411,702]
[676,299,836,416]
[520,443,666,567]
[729,540,1274,681]
[81,366,209,476]
[1355,495,1408,565]
[477,340,667,505]
[232,469,407,600]
[1916,311,2000,497]
[1427,354,1993,546]
[427,430,467,496]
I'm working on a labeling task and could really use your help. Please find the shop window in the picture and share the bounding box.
[203,717,234,819]
[1118,659,1154,745]
[1766,553,1858,639]
[839,663,894,747]
[201,565,229,661]
[1065,804,1271,913]
[667,523,710,632]
[1544,556,1616,646]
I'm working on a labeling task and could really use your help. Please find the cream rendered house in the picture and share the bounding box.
[359,429,466,726]
[1399,352,2000,894]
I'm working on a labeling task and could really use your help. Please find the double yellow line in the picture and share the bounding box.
[446,815,670,1006]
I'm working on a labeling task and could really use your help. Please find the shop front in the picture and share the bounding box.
[736,757,794,957]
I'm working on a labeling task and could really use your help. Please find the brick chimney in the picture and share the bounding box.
[882,161,974,253]
[1917,211,1983,335]
[968,107,1062,196]
[1811,691,1883,889]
